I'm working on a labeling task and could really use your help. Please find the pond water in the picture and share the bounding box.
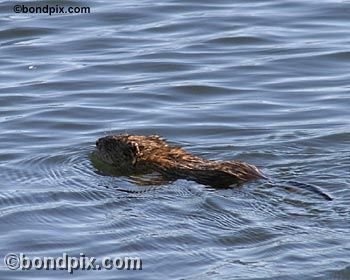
[0,0,349,279]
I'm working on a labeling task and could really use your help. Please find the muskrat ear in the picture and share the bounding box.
[129,142,140,166]
[130,142,141,155]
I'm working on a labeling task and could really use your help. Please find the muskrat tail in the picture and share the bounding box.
[267,180,333,201]
[285,180,333,201]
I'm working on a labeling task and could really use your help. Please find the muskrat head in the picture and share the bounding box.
[95,135,140,169]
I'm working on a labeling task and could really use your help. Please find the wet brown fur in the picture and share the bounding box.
[94,134,265,187]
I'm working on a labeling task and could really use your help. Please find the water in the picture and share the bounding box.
[0,0,350,279]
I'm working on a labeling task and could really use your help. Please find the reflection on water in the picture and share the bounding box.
[0,0,349,279]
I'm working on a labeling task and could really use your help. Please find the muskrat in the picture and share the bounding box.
[94,134,332,200]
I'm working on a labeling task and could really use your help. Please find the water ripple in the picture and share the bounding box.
[1,0,350,279]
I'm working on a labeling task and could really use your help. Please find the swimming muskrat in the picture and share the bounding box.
[93,134,332,200]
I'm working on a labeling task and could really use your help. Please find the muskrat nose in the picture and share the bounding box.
[96,140,100,147]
